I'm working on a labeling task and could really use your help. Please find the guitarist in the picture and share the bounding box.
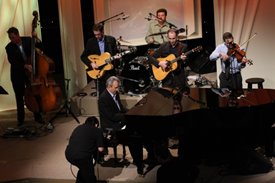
[81,23,121,95]
[147,28,190,107]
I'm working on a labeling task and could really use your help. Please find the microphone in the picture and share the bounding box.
[145,17,152,21]
[178,28,185,33]
[167,22,177,28]
[149,12,153,16]
[121,15,130,20]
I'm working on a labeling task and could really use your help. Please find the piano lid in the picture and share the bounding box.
[126,88,275,116]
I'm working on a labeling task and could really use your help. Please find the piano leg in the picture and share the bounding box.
[127,135,144,175]
[264,126,275,157]
[127,131,158,175]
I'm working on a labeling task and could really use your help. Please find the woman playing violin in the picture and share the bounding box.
[209,32,247,90]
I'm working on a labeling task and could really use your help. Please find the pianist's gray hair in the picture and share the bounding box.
[106,76,121,87]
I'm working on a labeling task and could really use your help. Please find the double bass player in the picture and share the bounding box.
[5,26,43,127]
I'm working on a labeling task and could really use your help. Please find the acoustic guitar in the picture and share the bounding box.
[86,47,136,79]
[152,46,203,81]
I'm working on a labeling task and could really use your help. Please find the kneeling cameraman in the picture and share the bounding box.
[65,116,104,183]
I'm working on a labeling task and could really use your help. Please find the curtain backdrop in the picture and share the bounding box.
[57,0,86,98]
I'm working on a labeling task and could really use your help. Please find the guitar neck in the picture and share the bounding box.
[106,50,131,63]
[184,49,196,56]
[170,50,192,64]
[170,47,201,64]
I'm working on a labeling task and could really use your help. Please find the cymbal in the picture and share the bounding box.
[148,28,185,37]
[147,32,167,37]
[147,33,187,40]
[118,45,131,51]
[178,35,187,40]
[117,37,131,44]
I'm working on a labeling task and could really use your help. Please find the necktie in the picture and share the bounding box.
[113,95,121,110]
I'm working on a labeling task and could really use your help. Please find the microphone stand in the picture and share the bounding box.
[185,25,188,40]
[98,12,124,25]
[160,29,165,43]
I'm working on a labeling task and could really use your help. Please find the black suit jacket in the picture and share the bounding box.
[5,36,32,83]
[148,41,189,89]
[80,35,119,67]
[98,89,127,131]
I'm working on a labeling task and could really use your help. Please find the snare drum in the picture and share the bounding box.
[129,56,149,68]
[120,63,151,94]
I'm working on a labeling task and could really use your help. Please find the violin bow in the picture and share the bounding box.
[239,33,257,47]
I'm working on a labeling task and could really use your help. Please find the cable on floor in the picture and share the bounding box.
[70,163,77,178]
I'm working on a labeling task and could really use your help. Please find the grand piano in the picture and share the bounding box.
[125,88,275,165]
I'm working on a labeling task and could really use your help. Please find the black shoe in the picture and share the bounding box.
[34,113,44,124]
[17,121,24,127]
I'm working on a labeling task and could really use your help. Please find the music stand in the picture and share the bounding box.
[0,86,8,95]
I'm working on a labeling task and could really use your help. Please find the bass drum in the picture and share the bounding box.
[120,63,151,94]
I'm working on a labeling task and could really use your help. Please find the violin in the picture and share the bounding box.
[227,42,253,65]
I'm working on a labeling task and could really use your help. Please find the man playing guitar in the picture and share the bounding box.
[147,28,190,104]
[81,23,121,95]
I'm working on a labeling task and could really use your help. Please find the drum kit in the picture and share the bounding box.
[116,38,159,95]
[118,54,159,95]
[116,28,187,95]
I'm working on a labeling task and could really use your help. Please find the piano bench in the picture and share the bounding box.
[104,128,127,166]
[245,78,265,89]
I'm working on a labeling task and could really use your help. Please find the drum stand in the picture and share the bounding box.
[90,79,99,97]
[49,78,80,125]
[90,72,102,97]
[91,74,101,98]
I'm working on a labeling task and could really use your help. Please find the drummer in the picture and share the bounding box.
[145,8,171,46]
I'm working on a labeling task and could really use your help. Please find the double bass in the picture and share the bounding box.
[25,11,62,114]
